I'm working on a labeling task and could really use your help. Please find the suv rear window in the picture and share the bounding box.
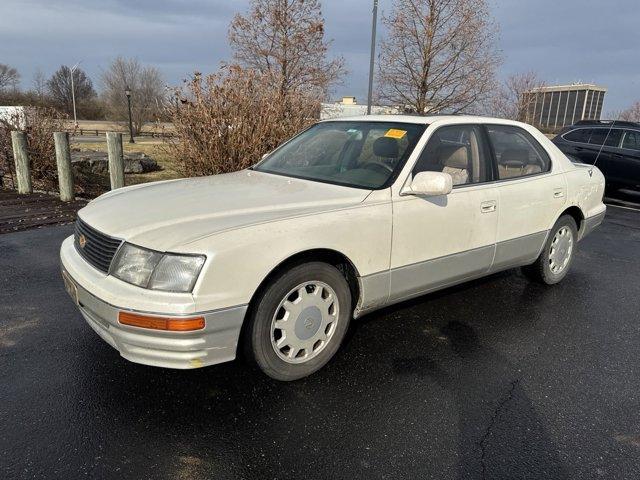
[589,128,622,147]
[564,128,590,143]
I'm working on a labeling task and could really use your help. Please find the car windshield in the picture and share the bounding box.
[254,121,426,189]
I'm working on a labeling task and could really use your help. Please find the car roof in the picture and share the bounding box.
[319,114,529,128]
[574,120,640,128]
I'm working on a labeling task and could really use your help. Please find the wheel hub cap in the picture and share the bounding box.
[295,306,322,340]
[549,226,574,274]
[271,281,339,364]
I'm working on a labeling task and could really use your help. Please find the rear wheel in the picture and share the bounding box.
[523,215,577,285]
[245,262,352,381]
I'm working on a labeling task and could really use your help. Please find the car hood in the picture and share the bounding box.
[78,170,371,251]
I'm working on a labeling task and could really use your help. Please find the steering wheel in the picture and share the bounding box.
[362,161,394,175]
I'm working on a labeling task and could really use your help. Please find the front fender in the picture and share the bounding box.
[187,201,393,312]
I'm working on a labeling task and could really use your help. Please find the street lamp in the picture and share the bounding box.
[366,0,379,115]
[69,61,82,129]
[125,86,135,144]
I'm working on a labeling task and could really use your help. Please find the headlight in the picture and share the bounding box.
[148,254,205,292]
[110,243,205,293]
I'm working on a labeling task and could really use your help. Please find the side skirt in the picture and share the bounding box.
[354,231,549,318]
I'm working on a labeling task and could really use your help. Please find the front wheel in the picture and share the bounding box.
[523,215,578,285]
[245,262,352,381]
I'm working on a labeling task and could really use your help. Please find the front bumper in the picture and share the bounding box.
[60,236,247,369]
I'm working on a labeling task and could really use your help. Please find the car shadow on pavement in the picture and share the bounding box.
[66,269,570,479]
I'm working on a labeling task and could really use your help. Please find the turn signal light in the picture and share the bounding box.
[118,312,205,331]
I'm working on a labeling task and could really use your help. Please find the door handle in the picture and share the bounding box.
[575,146,584,151]
[553,188,564,198]
[481,200,497,213]
[612,153,623,159]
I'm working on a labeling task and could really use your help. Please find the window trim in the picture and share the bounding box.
[483,124,553,183]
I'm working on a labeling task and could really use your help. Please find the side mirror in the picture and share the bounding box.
[403,171,453,196]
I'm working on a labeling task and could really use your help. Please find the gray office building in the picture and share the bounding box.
[522,83,607,130]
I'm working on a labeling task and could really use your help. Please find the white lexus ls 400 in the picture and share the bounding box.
[61,116,606,380]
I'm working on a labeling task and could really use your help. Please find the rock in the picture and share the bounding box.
[71,149,160,175]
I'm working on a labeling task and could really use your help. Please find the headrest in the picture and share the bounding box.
[437,145,468,169]
[373,137,399,158]
[500,148,529,167]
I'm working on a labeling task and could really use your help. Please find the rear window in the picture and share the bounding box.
[563,128,590,143]
[589,128,622,147]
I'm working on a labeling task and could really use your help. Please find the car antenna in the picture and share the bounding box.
[593,117,620,170]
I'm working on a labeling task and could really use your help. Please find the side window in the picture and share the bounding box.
[564,128,590,143]
[589,128,622,147]
[622,130,640,151]
[412,125,489,186]
[486,125,551,180]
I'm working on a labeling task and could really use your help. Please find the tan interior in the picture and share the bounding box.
[437,145,469,185]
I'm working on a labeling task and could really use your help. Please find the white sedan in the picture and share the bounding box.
[60,115,606,380]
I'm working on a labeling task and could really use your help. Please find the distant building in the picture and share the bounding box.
[320,96,399,120]
[522,83,607,130]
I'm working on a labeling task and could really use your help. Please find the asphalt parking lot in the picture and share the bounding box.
[1,203,640,479]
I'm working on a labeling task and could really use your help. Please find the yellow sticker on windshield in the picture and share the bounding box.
[384,128,407,139]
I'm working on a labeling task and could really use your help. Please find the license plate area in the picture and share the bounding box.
[62,270,79,306]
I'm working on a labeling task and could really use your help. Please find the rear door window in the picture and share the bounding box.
[589,128,622,147]
[486,125,551,180]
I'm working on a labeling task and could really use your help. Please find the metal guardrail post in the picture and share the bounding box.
[54,132,74,202]
[10,131,32,194]
[106,132,125,190]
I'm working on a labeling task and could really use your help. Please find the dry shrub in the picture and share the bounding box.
[168,66,320,176]
[0,107,65,191]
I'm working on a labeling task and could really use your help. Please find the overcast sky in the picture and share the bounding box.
[0,0,637,112]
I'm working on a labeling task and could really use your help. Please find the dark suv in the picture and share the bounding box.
[553,120,640,191]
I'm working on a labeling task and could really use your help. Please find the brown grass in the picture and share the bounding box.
[71,140,183,186]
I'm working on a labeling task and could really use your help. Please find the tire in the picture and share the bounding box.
[522,215,578,285]
[245,262,352,381]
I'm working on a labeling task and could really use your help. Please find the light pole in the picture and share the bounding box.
[366,0,379,115]
[125,86,135,144]
[69,61,81,129]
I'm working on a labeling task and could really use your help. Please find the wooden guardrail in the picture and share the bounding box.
[67,128,175,138]
[10,130,127,201]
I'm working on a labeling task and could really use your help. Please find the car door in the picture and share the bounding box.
[611,129,640,188]
[484,124,567,271]
[587,128,623,178]
[559,127,600,164]
[389,124,499,302]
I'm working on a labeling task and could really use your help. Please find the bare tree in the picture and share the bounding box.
[0,63,20,91]
[229,0,345,100]
[377,0,501,114]
[490,71,546,122]
[617,101,640,122]
[101,57,165,134]
[32,68,47,99]
[47,65,96,114]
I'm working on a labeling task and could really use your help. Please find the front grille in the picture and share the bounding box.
[74,219,123,273]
